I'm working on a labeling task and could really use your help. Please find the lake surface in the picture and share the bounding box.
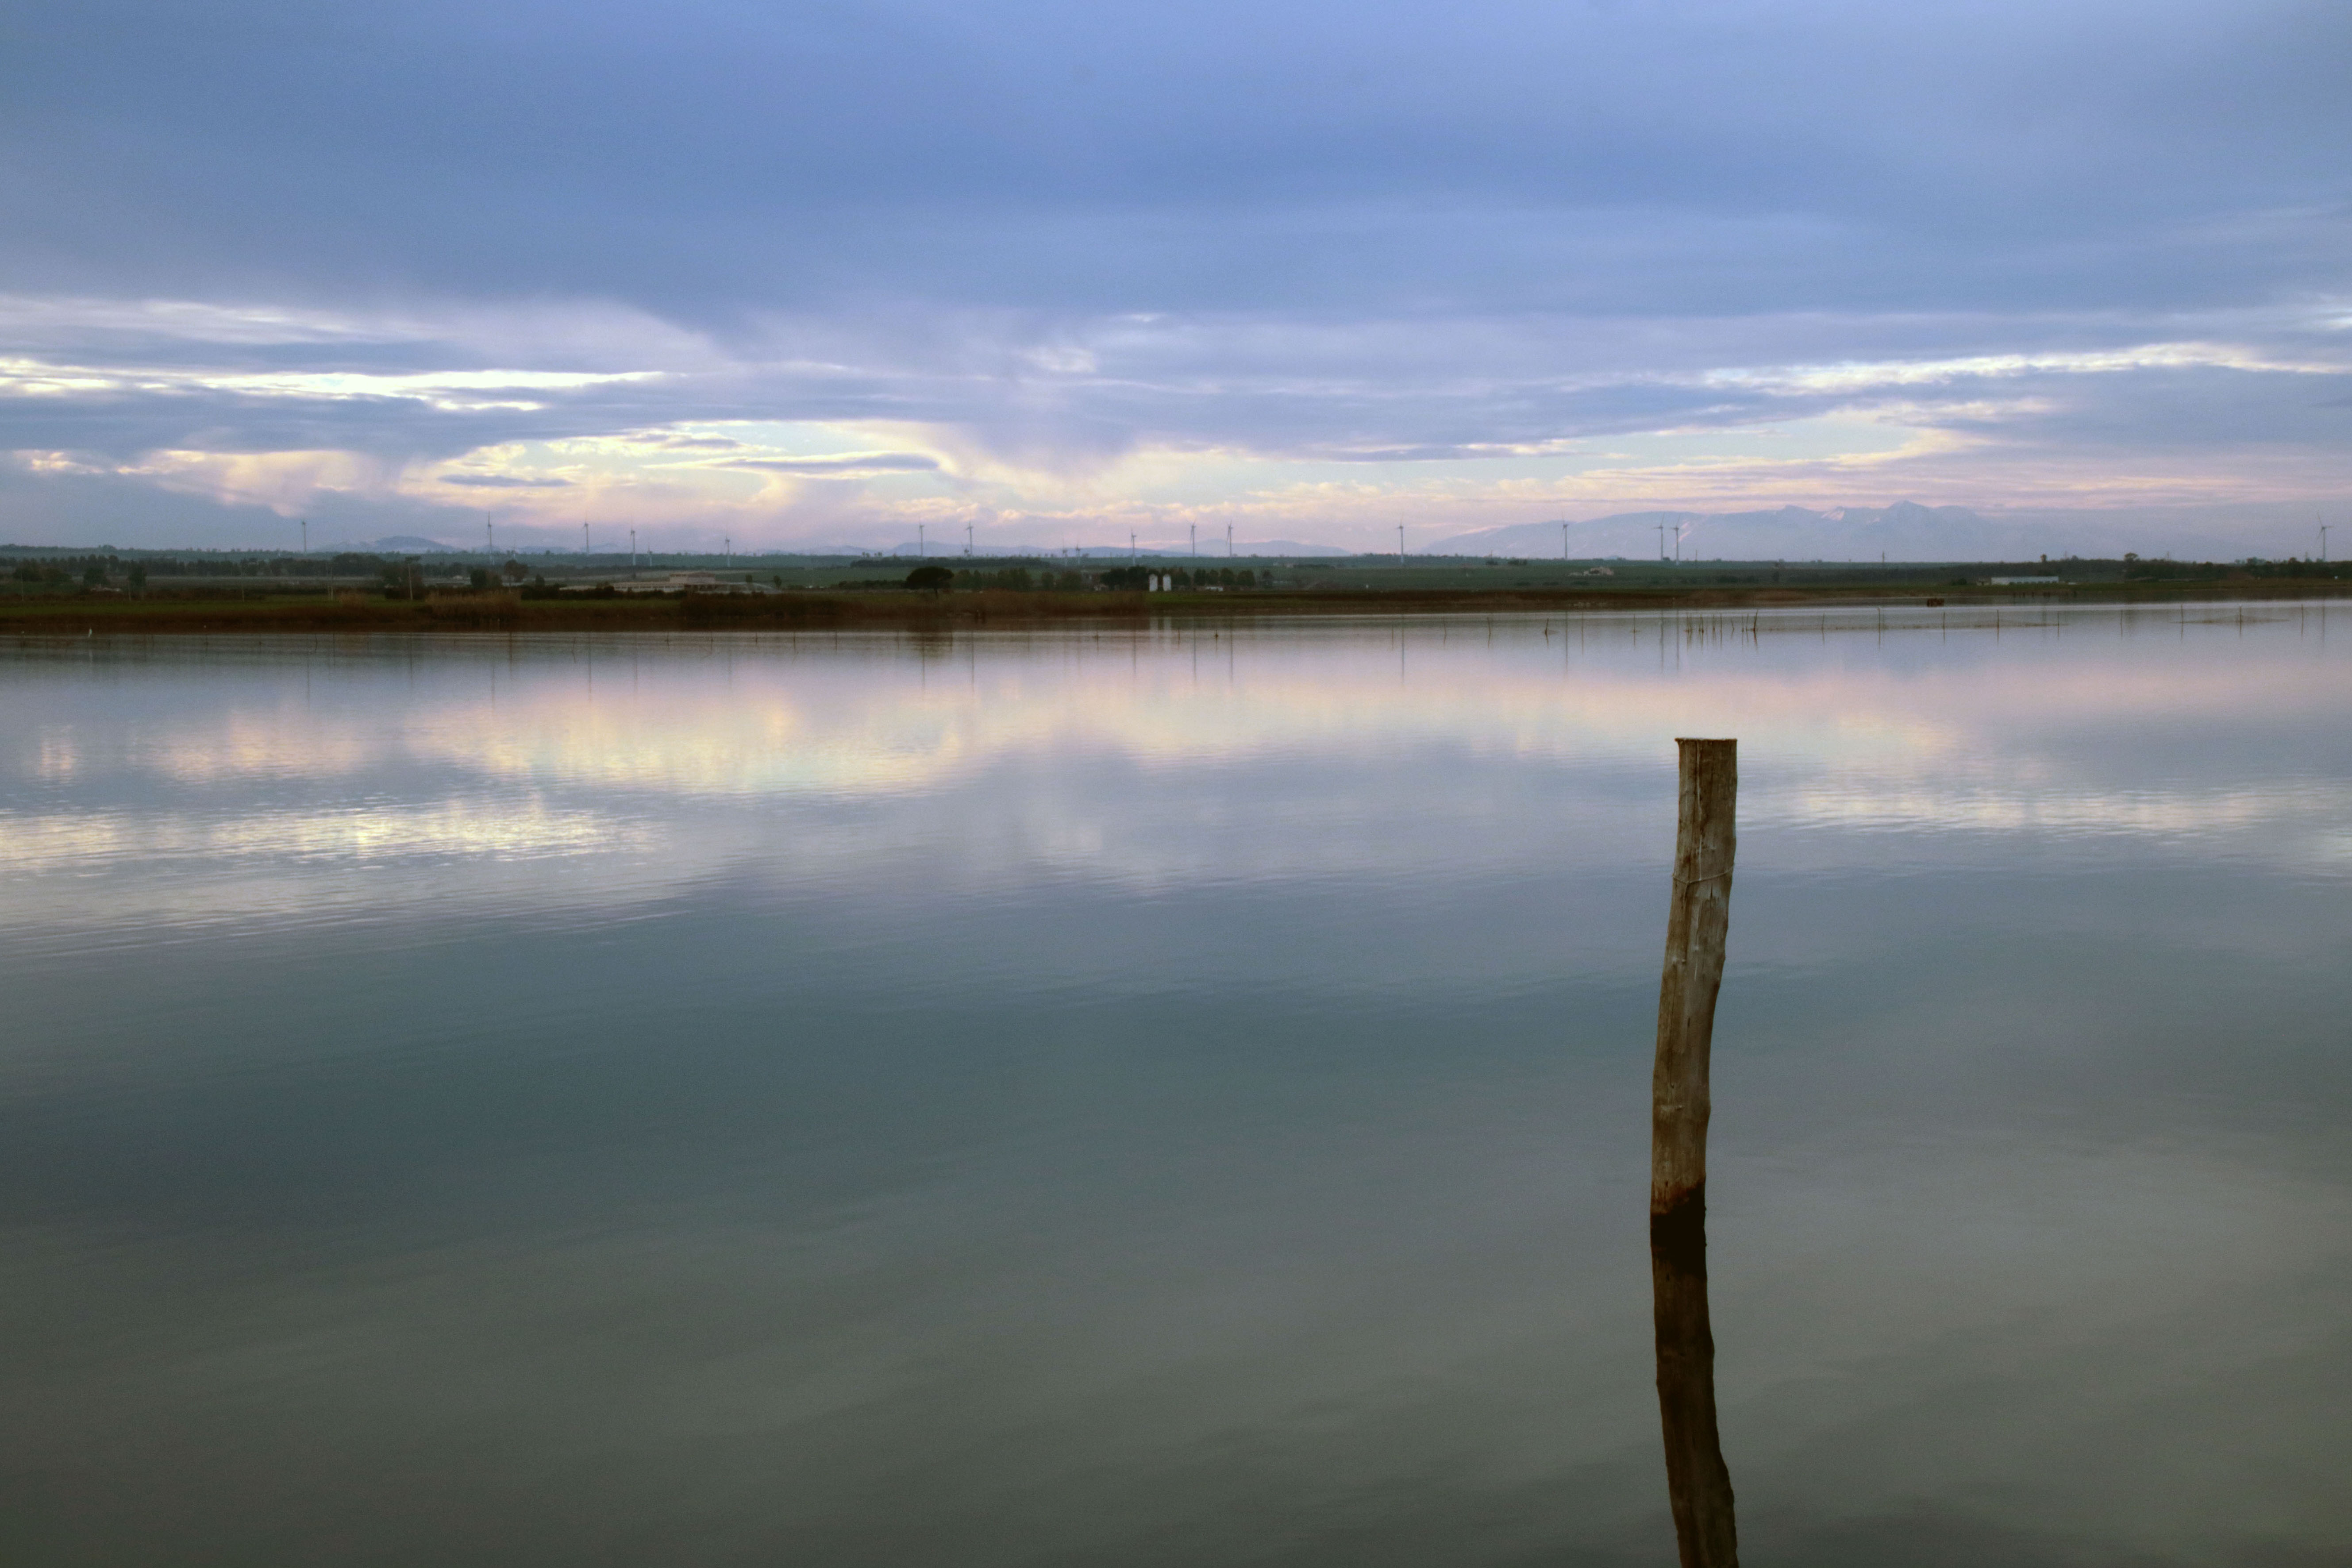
[4,604,2348,1566]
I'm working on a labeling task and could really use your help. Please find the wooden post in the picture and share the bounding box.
[1651,737,1739,1568]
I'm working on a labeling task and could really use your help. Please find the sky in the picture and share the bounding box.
[1,0,2347,558]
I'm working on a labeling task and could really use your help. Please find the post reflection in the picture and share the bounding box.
[1651,1188,1737,1568]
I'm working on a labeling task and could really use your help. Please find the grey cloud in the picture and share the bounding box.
[1319,446,1498,463]
[4,303,2343,467]
[442,474,574,488]
[4,0,2346,316]
[724,453,942,475]
[1969,366,2352,450]
[642,435,746,451]
[0,0,2346,548]
[0,459,452,551]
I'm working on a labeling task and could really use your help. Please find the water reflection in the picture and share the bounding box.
[1652,1193,1737,1568]
[0,606,2346,1566]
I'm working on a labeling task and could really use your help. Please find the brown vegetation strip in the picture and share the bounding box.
[4,579,2348,636]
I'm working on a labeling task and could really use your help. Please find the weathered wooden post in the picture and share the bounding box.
[1651,737,1739,1568]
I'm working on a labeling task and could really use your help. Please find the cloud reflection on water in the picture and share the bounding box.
[5,609,2348,930]
[0,609,2347,1565]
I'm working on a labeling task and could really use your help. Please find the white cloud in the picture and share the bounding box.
[0,355,660,412]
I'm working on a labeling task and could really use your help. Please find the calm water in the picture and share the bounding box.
[4,605,2348,1566]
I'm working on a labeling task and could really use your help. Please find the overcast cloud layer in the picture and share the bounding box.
[2,0,2347,555]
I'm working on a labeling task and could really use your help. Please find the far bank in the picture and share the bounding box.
[5,574,2351,637]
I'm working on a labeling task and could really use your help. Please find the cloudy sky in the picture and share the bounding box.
[2,0,2346,555]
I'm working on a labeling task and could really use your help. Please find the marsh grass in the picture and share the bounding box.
[423,590,522,626]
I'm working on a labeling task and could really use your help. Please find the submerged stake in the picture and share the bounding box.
[1651,738,1739,1568]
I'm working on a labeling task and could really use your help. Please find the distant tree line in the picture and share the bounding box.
[2,550,452,595]
[7,551,427,576]
[898,564,1262,592]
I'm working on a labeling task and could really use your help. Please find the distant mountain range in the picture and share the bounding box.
[863,538,1358,559]
[335,535,459,553]
[1427,503,2057,562]
[314,506,2263,564]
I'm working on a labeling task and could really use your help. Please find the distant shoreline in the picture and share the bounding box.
[6,578,2350,636]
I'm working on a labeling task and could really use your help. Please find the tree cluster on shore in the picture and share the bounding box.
[912,564,1261,592]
